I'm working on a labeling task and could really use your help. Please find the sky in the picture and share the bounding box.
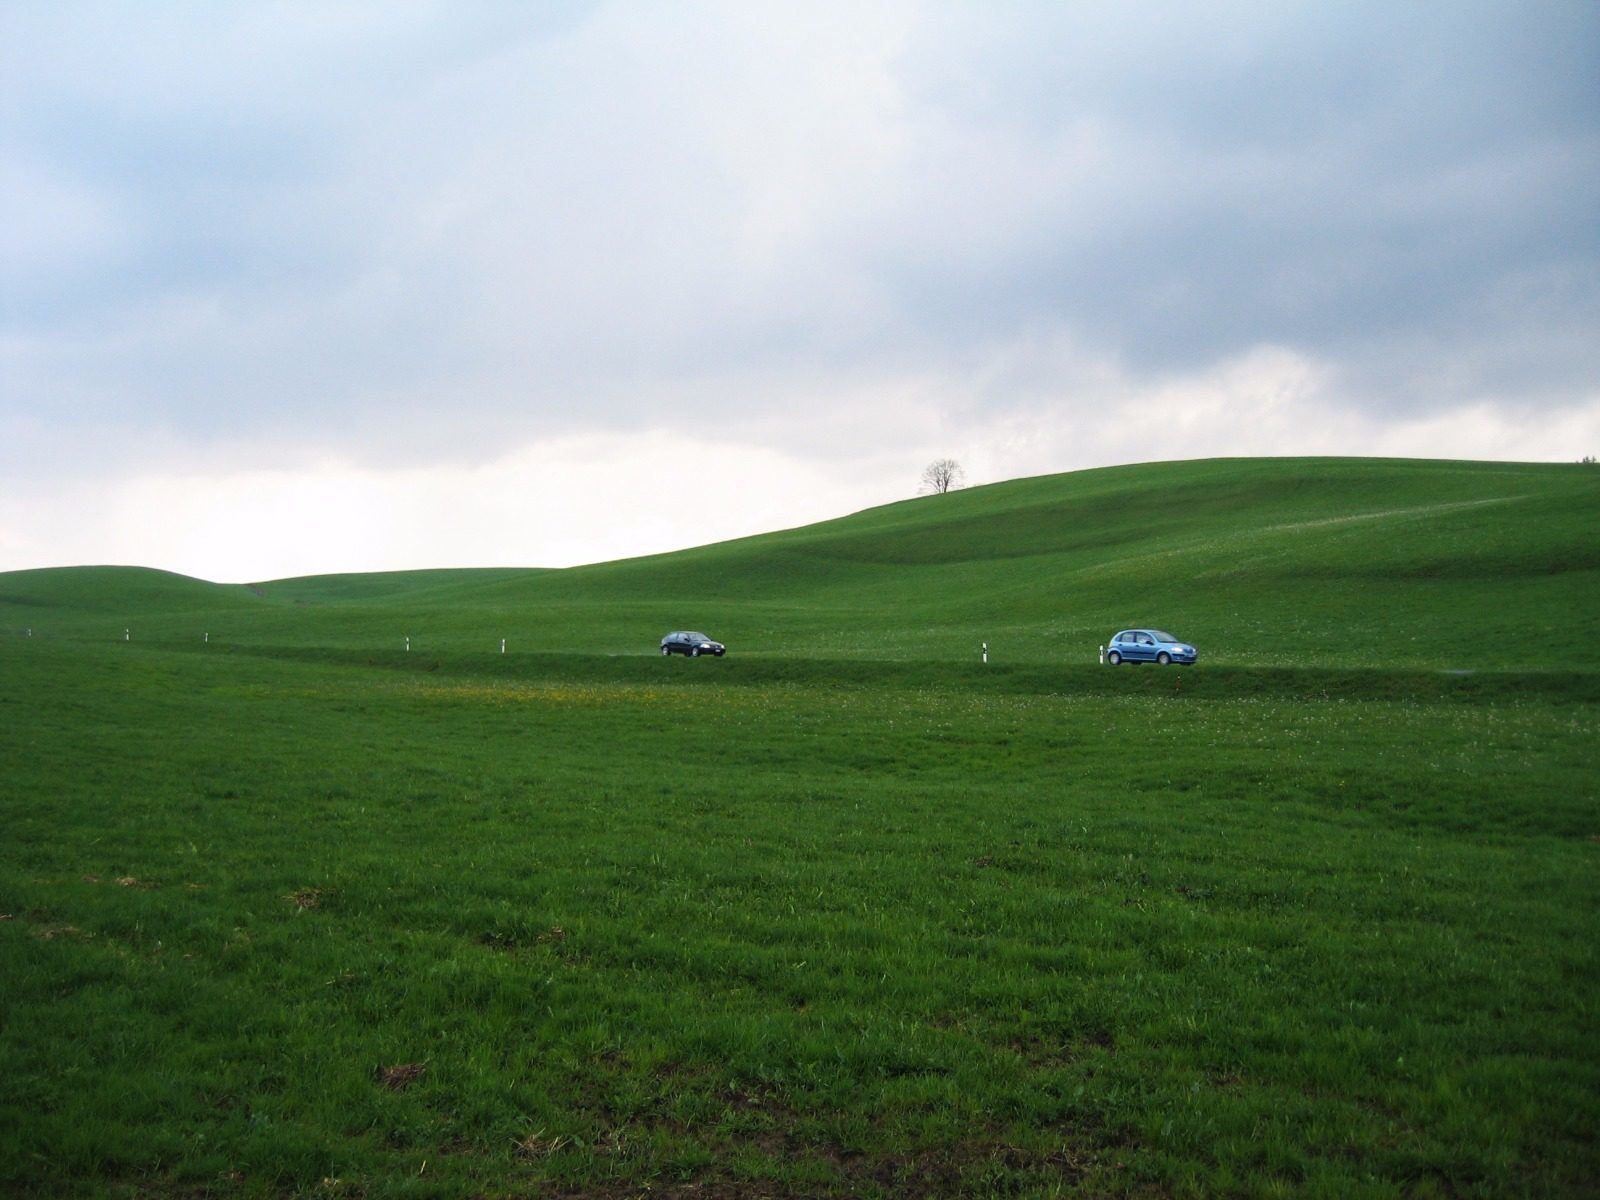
[3,1,1597,582]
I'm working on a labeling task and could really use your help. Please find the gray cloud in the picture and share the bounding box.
[859,3,1600,403]
[3,0,1597,486]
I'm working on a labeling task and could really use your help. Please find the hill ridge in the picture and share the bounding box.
[2,457,1596,670]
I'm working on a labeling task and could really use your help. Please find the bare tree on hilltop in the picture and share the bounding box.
[921,458,966,495]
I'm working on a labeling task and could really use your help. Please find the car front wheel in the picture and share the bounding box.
[1157,651,1171,665]
[1107,651,1121,665]
[690,647,700,657]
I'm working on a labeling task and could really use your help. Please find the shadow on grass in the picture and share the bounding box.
[164,642,1600,705]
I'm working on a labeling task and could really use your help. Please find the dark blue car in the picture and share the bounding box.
[1106,629,1197,666]
[660,631,726,657]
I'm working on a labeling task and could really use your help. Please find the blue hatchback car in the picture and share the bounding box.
[1106,629,1197,666]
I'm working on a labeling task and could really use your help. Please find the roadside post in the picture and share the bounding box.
[500,638,506,654]
[982,641,988,664]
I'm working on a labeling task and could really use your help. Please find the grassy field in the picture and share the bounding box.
[2,457,1597,1198]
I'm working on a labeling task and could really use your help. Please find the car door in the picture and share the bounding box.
[1133,632,1156,662]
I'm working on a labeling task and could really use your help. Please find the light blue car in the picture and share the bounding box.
[1106,629,1197,666]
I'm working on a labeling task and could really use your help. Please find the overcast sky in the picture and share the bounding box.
[3,1,1597,582]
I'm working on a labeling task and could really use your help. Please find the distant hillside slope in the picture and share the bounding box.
[3,458,1597,668]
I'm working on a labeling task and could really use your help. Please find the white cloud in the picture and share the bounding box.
[0,430,909,582]
[4,341,1594,583]
[952,343,1600,479]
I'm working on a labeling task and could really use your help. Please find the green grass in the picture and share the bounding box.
[2,457,1597,1197]
[7,456,1599,668]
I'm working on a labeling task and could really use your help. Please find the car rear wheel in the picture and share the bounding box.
[1157,651,1171,665]
[662,646,671,656]
[1107,651,1121,665]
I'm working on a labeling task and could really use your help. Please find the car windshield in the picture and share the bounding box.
[686,633,710,642]
[1150,631,1180,643]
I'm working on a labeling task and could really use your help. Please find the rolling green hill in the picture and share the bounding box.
[4,455,1598,1197]
[4,456,1597,668]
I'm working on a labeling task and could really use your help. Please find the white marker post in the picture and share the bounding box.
[204,632,209,644]
[124,628,130,642]
[1098,644,1105,664]
[982,641,988,665]
[405,636,411,652]
[500,638,506,654]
